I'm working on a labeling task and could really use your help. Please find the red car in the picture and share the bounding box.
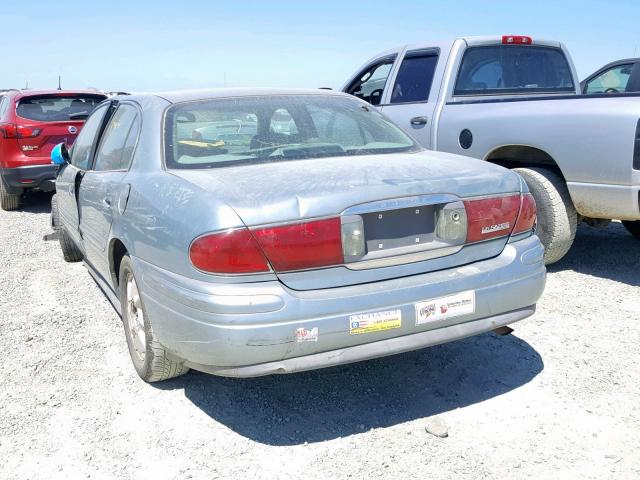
[0,89,107,210]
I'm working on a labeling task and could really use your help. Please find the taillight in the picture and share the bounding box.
[513,193,537,234]
[189,228,270,274]
[252,217,343,272]
[502,35,533,45]
[464,195,521,243]
[0,123,41,139]
[16,125,41,138]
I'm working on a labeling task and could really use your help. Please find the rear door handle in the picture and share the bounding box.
[103,197,112,207]
[410,116,429,126]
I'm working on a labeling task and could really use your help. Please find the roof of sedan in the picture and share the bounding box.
[138,87,346,104]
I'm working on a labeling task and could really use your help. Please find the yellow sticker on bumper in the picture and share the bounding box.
[349,309,402,335]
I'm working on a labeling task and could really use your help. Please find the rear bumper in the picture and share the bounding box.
[0,164,57,193]
[134,235,546,377]
[191,306,535,377]
[568,182,640,220]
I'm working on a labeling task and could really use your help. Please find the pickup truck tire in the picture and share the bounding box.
[59,228,83,262]
[622,220,640,239]
[0,181,21,211]
[513,167,578,265]
[119,255,189,382]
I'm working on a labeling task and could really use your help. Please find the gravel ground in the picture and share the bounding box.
[1,192,639,480]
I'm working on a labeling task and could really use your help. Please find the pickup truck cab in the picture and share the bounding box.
[342,35,640,263]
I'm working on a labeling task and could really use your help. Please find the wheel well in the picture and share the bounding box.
[485,145,565,181]
[110,239,129,289]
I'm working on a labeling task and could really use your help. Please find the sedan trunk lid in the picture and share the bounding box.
[172,150,523,289]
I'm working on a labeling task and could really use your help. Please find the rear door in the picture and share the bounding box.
[79,103,140,279]
[379,48,441,148]
[15,94,105,162]
[56,102,112,245]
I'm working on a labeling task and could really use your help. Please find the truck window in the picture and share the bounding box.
[454,45,575,96]
[345,56,396,106]
[584,64,634,94]
[390,50,439,104]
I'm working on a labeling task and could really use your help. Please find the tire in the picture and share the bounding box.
[51,194,60,229]
[58,227,83,262]
[119,255,189,382]
[0,180,21,211]
[513,167,578,265]
[622,220,640,239]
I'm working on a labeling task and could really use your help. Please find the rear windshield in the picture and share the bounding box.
[164,95,419,169]
[454,45,575,96]
[16,95,105,121]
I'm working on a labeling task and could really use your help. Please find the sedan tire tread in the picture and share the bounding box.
[513,167,578,265]
[51,194,61,229]
[59,228,83,262]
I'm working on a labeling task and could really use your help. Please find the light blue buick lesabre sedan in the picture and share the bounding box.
[50,88,545,382]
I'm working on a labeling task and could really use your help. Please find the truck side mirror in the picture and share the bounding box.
[51,142,70,166]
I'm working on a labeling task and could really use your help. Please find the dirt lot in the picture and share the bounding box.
[1,192,639,480]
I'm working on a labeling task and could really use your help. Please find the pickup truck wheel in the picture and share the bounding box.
[513,167,578,265]
[622,220,640,239]
[119,255,189,382]
[0,181,21,211]
[59,228,83,262]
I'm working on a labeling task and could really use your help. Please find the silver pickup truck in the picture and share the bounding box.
[342,35,640,264]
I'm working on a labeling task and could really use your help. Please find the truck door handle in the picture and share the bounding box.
[103,197,112,207]
[410,116,429,126]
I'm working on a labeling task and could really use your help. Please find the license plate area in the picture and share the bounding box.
[362,206,435,254]
[341,195,468,269]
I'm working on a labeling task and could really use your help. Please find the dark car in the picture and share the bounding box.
[0,89,107,210]
[581,58,640,94]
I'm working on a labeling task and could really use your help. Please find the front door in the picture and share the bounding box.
[55,103,111,246]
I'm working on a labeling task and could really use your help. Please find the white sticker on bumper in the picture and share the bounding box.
[415,291,475,325]
[295,327,318,342]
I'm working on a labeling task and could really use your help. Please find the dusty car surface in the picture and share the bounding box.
[50,88,545,382]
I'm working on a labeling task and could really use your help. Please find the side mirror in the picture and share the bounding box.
[51,142,70,166]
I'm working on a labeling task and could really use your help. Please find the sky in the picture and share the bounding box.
[1,0,639,92]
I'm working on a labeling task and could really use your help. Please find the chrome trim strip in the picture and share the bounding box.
[343,193,459,215]
[345,245,462,270]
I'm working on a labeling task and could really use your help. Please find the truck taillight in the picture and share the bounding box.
[502,35,533,45]
[252,217,343,272]
[512,193,537,235]
[189,228,271,274]
[464,195,521,243]
[0,123,41,139]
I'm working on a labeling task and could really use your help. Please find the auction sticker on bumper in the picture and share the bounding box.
[349,309,402,335]
[415,291,475,325]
